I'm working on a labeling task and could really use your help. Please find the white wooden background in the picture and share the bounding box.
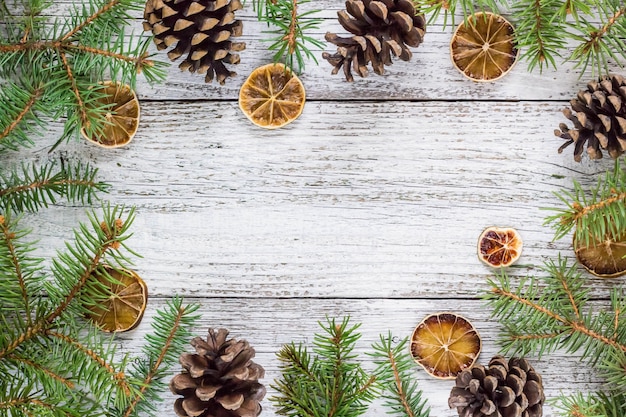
[2,1,623,416]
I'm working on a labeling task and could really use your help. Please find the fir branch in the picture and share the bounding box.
[271,316,377,417]
[120,297,200,417]
[543,158,626,246]
[253,0,323,73]
[554,391,626,417]
[0,0,165,151]
[370,333,430,417]
[485,256,626,392]
[0,162,110,213]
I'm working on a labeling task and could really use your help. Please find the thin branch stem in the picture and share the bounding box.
[572,192,626,223]
[0,88,42,144]
[0,218,31,323]
[557,270,580,319]
[283,0,298,55]
[386,347,414,417]
[60,0,121,42]
[8,354,75,389]
[491,287,626,353]
[46,330,130,394]
[57,49,89,127]
[121,304,187,417]
[0,178,97,200]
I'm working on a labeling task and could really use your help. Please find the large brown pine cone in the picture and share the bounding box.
[143,0,246,85]
[322,0,426,82]
[555,74,626,161]
[170,328,266,417]
[448,356,545,417]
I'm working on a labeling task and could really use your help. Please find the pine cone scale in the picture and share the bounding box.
[325,0,426,81]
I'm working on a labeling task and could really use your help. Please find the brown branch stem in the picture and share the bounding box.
[60,0,121,41]
[386,348,414,417]
[46,331,130,395]
[8,354,75,389]
[0,88,42,144]
[492,287,626,353]
[58,49,89,128]
[122,305,188,417]
[572,192,626,223]
[0,179,98,200]
[282,0,298,54]
[0,218,31,322]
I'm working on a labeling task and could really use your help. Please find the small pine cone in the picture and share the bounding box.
[170,328,266,417]
[322,0,426,82]
[143,0,246,85]
[555,74,626,162]
[448,356,545,417]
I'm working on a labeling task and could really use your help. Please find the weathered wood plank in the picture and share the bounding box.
[2,100,618,299]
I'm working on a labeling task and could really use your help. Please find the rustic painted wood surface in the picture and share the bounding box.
[2,2,623,416]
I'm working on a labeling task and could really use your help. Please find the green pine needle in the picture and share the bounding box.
[484,256,626,393]
[543,157,626,247]
[370,333,430,417]
[0,0,166,151]
[271,316,378,417]
[252,0,323,74]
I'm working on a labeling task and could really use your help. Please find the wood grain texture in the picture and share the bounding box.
[1,2,622,417]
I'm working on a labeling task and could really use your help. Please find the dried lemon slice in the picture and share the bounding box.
[450,12,518,82]
[574,232,626,278]
[477,226,523,268]
[410,312,481,379]
[86,266,148,332]
[238,63,306,129]
[81,81,140,148]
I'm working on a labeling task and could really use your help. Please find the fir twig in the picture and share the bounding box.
[253,0,323,73]
[0,162,110,213]
[271,316,378,417]
[370,333,430,417]
[0,0,166,151]
[484,256,626,393]
[543,158,626,247]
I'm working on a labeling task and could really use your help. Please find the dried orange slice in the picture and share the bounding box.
[477,226,523,268]
[574,232,626,278]
[239,63,306,129]
[450,12,518,82]
[410,312,481,379]
[86,266,148,332]
[81,81,140,148]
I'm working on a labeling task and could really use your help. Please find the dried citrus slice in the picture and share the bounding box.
[239,63,306,129]
[410,312,481,379]
[81,81,140,148]
[477,226,523,268]
[574,232,626,278]
[450,12,518,82]
[85,266,147,332]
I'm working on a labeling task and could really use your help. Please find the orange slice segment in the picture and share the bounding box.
[450,12,518,82]
[81,81,140,148]
[85,266,148,332]
[239,63,306,129]
[410,312,481,379]
[477,226,523,268]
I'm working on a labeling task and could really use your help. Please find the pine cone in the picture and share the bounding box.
[555,74,626,161]
[322,0,426,82]
[143,0,246,85]
[170,328,266,417]
[448,356,545,417]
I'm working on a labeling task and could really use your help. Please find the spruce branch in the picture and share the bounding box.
[271,316,378,417]
[120,297,200,417]
[543,158,626,246]
[484,256,626,392]
[0,0,166,151]
[554,391,626,417]
[369,333,430,417]
[0,162,110,213]
[0,196,200,416]
[253,0,323,73]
